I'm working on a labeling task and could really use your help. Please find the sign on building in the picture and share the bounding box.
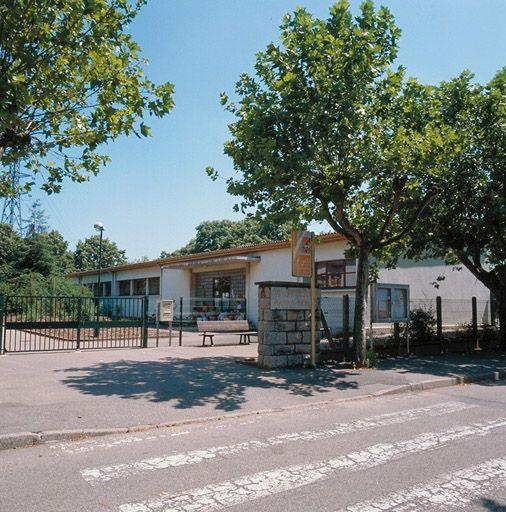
[291,231,314,278]
[157,299,175,322]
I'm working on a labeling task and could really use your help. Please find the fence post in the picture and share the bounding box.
[179,297,183,346]
[436,296,443,354]
[343,294,350,344]
[141,296,149,348]
[76,297,82,351]
[394,322,400,356]
[0,295,5,355]
[472,296,480,351]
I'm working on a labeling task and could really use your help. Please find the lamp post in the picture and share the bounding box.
[94,222,104,337]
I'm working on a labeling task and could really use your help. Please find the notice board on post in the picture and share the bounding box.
[291,231,313,278]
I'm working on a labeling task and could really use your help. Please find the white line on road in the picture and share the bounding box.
[340,456,506,511]
[82,401,474,483]
[50,431,191,455]
[117,417,506,512]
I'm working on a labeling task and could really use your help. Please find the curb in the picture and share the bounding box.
[1,369,503,452]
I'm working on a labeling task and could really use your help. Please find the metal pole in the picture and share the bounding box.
[142,295,149,348]
[0,295,5,355]
[472,296,480,351]
[310,237,317,367]
[155,302,160,348]
[179,297,183,346]
[94,228,103,337]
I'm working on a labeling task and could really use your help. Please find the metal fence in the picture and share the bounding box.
[0,295,148,353]
[320,294,496,338]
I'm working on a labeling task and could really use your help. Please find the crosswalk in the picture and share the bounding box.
[46,398,506,511]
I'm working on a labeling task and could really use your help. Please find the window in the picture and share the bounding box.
[118,280,131,296]
[148,277,160,295]
[102,282,111,297]
[373,284,409,322]
[133,278,146,295]
[213,277,231,298]
[316,259,356,288]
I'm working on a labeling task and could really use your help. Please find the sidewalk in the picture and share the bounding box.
[1,334,505,448]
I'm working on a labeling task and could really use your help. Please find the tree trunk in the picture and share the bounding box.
[497,296,506,350]
[353,246,370,365]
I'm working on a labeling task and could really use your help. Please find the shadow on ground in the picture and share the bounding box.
[379,352,506,378]
[480,497,506,511]
[57,356,359,412]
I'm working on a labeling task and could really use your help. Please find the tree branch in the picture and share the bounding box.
[379,187,439,248]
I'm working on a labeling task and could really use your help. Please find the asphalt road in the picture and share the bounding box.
[1,382,505,512]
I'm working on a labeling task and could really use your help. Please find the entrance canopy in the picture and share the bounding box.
[162,255,261,269]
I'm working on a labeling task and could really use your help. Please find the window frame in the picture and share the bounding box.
[148,277,160,295]
[372,283,410,323]
[315,259,356,289]
[118,279,131,296]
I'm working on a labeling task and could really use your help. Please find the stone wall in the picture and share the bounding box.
[256,281,320,369]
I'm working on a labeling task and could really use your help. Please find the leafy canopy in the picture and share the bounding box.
[210,0,453,263]
[161,218,298,257]
[74,234,127,270]
[0,0,174,195]
[407,69,506,297]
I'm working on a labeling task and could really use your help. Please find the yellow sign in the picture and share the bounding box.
[291,231,313,277]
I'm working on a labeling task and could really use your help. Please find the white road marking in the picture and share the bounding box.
[340,456,506,511]
[117,417,506,512]
[82,401,474,483]
[50,431,190,455]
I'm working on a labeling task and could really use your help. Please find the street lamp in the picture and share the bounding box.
[94,222,104,337]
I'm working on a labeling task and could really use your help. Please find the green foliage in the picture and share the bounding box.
[210,1,453,362]
[24,200,49,237]
[363,348,378,368]
[406,308,436,344]
[0,222,80,297]
[405,69,506,345]
[0,0,174,195]
[161,218,299,257]
[74,234,127,270]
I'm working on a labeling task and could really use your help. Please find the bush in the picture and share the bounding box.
[364,348,379,368]
[407,308,436,344]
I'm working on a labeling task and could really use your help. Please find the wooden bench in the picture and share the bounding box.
[196,320,257,347]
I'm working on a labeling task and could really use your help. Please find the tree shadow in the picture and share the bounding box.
[57,356,359,412]
[480,497,506,511]
[378,352,506,380]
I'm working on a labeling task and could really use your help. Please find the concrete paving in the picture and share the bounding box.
[0,331,505,446]
[1,382,505,511]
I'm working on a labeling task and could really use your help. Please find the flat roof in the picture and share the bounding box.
[68,232,345,278]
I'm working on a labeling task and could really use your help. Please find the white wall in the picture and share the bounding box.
[378,259,490,301]
[161,268,191,300]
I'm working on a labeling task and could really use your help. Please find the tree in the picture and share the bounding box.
[161,218,297,257]
[24,200,49,237]
[0,0,174,196]
[406,70,506,347]
[209,1,452,364]
[74,234,127,270]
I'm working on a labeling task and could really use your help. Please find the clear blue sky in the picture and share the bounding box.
[32,0,506,260]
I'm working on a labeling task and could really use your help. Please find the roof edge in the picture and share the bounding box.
[68,232,345,278]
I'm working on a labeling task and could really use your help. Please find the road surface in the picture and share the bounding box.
[1,382,505,511]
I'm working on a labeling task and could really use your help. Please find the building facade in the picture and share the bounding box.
[69,234,491,329]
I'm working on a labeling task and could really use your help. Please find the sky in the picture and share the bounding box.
[29,0,506,260]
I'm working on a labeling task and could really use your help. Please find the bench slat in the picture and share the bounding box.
[197,320,251,333]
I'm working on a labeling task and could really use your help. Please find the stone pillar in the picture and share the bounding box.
[256,281,320,369]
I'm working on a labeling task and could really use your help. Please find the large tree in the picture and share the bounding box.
[209,1,453,364]
[0,0,174,195]
[406,70,506,347]
[74,234,127,270]
[161,218,297,257]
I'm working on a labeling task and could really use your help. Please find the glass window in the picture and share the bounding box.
[102,282,111,297]
[118,280,131,296]
[393,287,408,319]
[213,277,231,298]
[148,277,160,295]
[133,278,146,295]
[316,260,356,288]
[377,287,391,321]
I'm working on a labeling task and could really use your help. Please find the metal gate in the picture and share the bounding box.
[0,295,148,353]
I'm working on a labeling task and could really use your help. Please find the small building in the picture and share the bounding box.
[69,233,492,331]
